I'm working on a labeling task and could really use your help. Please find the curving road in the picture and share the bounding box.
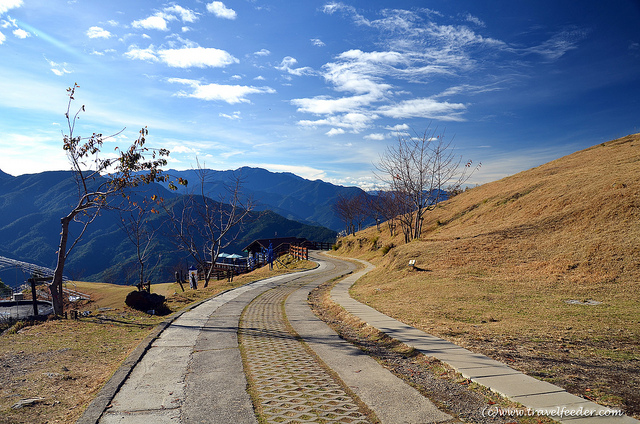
[86,252,452,424]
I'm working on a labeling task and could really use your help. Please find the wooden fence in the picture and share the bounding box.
[289,245,309,260]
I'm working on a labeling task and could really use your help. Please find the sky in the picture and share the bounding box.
[0,0,639,189]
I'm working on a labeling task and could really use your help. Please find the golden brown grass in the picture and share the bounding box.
[334,133,640,416]
[0,256,315,424]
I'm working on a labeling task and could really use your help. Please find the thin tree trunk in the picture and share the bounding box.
[50,215,72,316]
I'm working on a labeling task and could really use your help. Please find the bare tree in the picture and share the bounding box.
[50,83,180,315]
[118,197,163,288]
[333,194,354,235]
[369,189,402,237]
[164,164,254,287]
[375,127,480,242]
[333,193,368,235]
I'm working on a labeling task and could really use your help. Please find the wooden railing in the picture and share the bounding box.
[289,245,309,260]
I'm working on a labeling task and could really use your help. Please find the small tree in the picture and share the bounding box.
[0,278,12,298]
[164,164,254,288]
[375,127,480,242]
[333,194,356,235]
[50,83,179,315]
[369,189,402,237]
[118,196,163,288]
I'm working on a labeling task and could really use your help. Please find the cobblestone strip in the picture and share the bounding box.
[239,279,372,424]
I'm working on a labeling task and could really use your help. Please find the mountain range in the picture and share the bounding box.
[0,167,353,287]
[156,167,369,231]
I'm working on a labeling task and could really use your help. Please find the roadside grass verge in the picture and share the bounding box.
[308,267,557,424]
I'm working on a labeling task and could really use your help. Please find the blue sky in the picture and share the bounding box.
[0,0,639,188]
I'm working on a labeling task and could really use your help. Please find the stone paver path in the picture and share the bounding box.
[240,278,372,424]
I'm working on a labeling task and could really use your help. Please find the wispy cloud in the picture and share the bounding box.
[220,111,241,120]
[377,98,466,121]
[298,112,376,133]
[463,13,485,27]
[44,56,72,76]
[524,29,588,60]
[276,56,315,76]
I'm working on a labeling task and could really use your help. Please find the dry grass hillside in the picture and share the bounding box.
[334,133,640,417]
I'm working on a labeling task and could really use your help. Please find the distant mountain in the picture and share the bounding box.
[0,169,336,286]
[159,167,371,232]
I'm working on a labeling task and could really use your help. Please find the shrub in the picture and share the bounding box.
[125,290,170,315]
[381,243,395,256]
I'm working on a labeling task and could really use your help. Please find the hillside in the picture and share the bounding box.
[334,133,640,416]
[159,167,371,231]
[0,171,336,286]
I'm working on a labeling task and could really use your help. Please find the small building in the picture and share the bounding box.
[243,237,312,261]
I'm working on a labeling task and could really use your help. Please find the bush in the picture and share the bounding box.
[125,290,170,315]
[381,243,395,255]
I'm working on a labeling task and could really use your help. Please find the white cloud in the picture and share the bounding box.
[168,78,275,104]
[86,26,111,39]
[298,112,376,133]
[311,38,325,47]
[132,13,172,31]
[12,27,28,38]
[159,46,238,68]
[464,13,485,27]
[291,93,378,115]
[364,133,385,140]
[525,29,587,60]
[107,20,119,27]
[0,31,6,44]
[276,56,314,76]
[254,48,271,56]
[378,98,466,121]
[0,0,22,14]
[207,1,236,20]
[384,123,409,131]
[326,128,345,136]
[125,45,238,68]
[164,5,198,23]
[124,45,158,62]
[45,57,71,76]
[254,163,327,181]
[170,144,199,154]
[220,111,241,120]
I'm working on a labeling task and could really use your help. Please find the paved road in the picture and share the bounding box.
[85,253,452,424]
[81,252,638,424]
